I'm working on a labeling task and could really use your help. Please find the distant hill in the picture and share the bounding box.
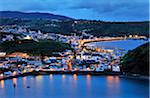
[121,42,149,75]
[0,11,72,20]
[0,11,149,37]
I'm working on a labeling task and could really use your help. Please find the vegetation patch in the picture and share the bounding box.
[121,42,149,75]
[0,39,72,56]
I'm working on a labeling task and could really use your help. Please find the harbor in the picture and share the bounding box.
[0,25,148,98]
[0,30,148,81]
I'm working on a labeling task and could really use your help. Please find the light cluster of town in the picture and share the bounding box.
[0,25,147,79]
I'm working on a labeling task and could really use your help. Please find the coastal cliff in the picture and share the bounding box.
[121,42,149,76]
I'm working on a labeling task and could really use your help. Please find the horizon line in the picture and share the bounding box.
[0,10,149,22]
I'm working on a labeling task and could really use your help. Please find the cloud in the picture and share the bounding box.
[68,0,149,21]
[0,0,149,21]
[70,0,149,15]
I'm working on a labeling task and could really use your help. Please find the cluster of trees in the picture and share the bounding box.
[0,39,72,56]
[74,20,149,37]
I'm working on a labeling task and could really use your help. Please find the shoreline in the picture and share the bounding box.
[83,39,126,45]
[0,71,149,81]
[119,74,149,80]
[0,71,121,81]
[83,38,148,45]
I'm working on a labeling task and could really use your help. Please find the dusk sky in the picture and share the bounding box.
[0,0,149,21]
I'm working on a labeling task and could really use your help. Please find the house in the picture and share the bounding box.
[23,35,32,40]
[0,52,6,57]
[4,71,12,75]
[45,57,57,63]
[96,64,104,71]
[112,65,120,72]
[6,52,29,58]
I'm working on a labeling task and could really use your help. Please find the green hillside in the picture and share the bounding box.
[0,40,72,56]
[121,42,149,75]
[0,18,149,37]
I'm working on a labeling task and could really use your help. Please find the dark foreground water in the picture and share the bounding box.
[0,75,149,98]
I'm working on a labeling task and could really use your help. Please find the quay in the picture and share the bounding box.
[0,71,121,81]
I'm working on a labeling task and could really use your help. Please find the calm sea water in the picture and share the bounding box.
[0,75,149,98]
[87,39,148,51]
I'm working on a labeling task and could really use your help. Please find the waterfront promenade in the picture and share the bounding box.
[79,36,147,45]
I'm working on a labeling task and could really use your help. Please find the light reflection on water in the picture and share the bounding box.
[36,75,43,80]
[49,74,53,80]
[73,74,77,80]
[106,76,120,87]
[86,74,91,96]
[22,77,27,86]
[62,74,65,79]
[0,80,4,89]
[12,78,17,85]
[0,75,149,98]
[72,74,77,93]
[86,74,91,89]
[106,76,121,98]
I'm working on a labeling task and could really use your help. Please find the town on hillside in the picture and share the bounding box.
[0,25,148,80]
